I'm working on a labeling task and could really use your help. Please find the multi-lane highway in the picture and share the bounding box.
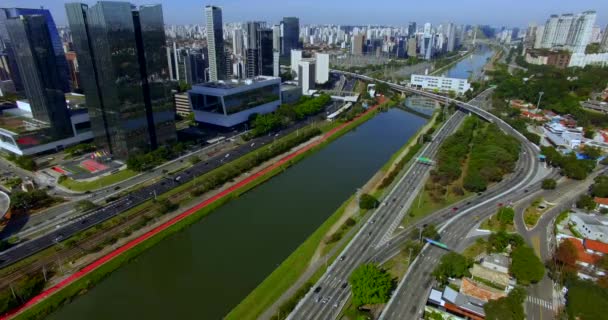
[0,120,314,268]
[288,107,468,319]
[288,73,547,320]
[288,88,497,319]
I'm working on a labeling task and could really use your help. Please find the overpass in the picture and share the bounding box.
[331,70,538,152]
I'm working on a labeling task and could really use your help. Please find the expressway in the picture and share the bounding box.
[288,88,500,319]
[288,72,547,320]
[0,120,314,269]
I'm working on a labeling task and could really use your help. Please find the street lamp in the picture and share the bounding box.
[536,91,544,110]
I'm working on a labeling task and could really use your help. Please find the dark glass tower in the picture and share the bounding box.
[66,1,176,159]
[281,17,299,57]
[0,8,71,93]
[5,14,72,139]
[258,28,273,76]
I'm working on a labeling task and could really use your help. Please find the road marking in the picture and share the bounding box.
[527,296,553,310]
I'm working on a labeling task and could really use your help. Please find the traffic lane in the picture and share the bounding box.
[0,121,311,266]
[298,113,467,317]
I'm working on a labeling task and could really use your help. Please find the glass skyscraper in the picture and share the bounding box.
[0,7,71,93]
[66,1,176,159]
[5,14,72,139]
[281,17,300,58]
[205,5,226,82]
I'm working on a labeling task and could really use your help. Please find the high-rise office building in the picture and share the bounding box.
[298,58,315,94]
[6,14,72,139]
[245,21,260,78]
[407,37,417,57]
[446,23,456,52]
[185,49,207,84]
[352,34,365,55]
[232,28,244,56]
[66,1,176,159]
[408,22,417,37]
[273,50,279,77]
[567,11,596,52]
[0,7,71,93]
[205,5,226,81]
[272,24,281,53]
[281,17,300,57]
[258,28,274,76]
[315,53,329,84]
[290,49,302,76]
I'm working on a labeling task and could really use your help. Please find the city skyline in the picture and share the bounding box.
[3,0,608,27]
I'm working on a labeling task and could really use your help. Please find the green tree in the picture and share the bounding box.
[541,178,557,190]
[582,146,603,160]
[349,264,394,307]
[484,286,527,320]
[359,194,379,210]
[422,224,440,241]
[577,194,597,211]
[566,279,608,320]
[432,252,472,284]
[75,200,98,213]
[510,246,545,285]
[487,231,524,253]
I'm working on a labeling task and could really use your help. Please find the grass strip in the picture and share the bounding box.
[59,170,137,192]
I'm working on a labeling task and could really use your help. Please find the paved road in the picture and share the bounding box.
[0,130,250,241]
[287,88,499,319]
[0,121,314,268]
[379,127,543,319]
[288,108,468,320]
[515,169,607,320]
[0,192,8,218]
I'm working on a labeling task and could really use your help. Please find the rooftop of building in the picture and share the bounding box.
[460,278,507,302]
[584,238,608,254]
[194,76,280,90]
[571,212,608,226]
[482,253,511,269]
[443,286,486,317]
[565,238,601,265]
[0,109,45,134]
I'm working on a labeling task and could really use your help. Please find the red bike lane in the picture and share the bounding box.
[1,97,385,319]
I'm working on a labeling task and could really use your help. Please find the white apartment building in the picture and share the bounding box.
[410,74,470,95]
[315,53,329,84]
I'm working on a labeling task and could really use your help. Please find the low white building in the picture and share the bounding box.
[290,49,303,77]
[410,74,471,95]
[569,213,608,241]
[569,52,608,68]
[543,122,584,149]
[480,254,511,274]
[298,59,316,95]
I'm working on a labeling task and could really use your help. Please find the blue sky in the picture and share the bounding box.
[4,0,608,27]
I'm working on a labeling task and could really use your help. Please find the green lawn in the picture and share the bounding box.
[479,214,515,232]
[400,187,471,227]
[463,239,487,259]
[60,169,138,192]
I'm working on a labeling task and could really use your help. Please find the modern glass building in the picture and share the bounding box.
[281,17,300,58]
[189,76,281,127]
[5,14,72,139]
[0,7,71,93]
[66,1,176,159]
[205,5,226,82]
[258,28,274,76]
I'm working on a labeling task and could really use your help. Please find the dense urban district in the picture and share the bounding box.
[0,2,606,320]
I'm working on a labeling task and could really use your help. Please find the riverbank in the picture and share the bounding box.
[3,99,387,320]
[228,102,439,320]
[430,49,474,77]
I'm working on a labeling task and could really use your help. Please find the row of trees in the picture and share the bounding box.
[64,143,96,158]
[541,146,596,180]
[188,127,322,198]
[248,95,331,138]
[483,286,527,320]
[126,143,189,172]
[0,273,46,314]
[463,123,520,192]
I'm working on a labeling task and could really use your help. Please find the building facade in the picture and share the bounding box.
[298,59,315,94]
[189,76,281,127]
[6,14,72,139]
[0,7,71,93]
[410,74,471,95]
[281,17,299,57]
[66,1,176,159]
[315,53,329,84]
[205,5,226,81]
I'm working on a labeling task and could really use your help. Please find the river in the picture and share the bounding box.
[440,44,495,80]
[47,108,427,320]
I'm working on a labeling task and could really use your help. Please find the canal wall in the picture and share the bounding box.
[3,99,387,320]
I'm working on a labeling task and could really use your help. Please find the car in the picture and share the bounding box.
[341,282,348,289]
[314,286,322,293]
[225,153,230,158]
[339,255,346,261]
[465,201,471,205]
[114,186,121,191]
[315,296,321,303]
[368,232,372,236]
[452,207,458,211]
[333,302,339,308]
[392,198,396,202]
[321,298,328,304]
[524,189,529,193]
[370,219,375,224]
